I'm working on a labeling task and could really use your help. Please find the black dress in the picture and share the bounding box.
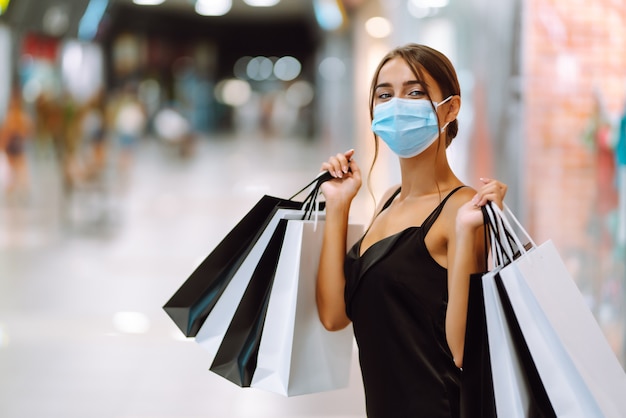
[344,186,465,418]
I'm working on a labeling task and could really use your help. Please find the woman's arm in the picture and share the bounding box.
[317,200,353,331]
[316,150,361,331]
[446,215,484,368]
[446,178,507,368]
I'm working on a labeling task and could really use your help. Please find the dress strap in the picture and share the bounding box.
[361,187,402,238]
[380,187,402,213]
[421,185,467,235]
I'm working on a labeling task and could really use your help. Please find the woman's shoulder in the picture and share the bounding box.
[442,185,476,212]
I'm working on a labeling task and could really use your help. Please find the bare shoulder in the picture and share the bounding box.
[443,186,477,216]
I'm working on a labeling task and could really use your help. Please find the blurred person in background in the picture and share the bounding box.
[107,82,146,188]
[316,44,507,417]
[0,87,32,198]
[153,104,195,159]
[60,91,83,191]
[34,91,59,158]
[80,89,108,180]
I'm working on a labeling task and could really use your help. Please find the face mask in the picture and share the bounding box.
[371,96,452,158]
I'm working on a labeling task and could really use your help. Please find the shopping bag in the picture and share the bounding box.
[162,197,300,337]
[462,205,555,418]
[209,219,290,387]
[163,172,330,337]
[193,209,312,363]
[484,270,557,417]
[460,271,496,418]
[487,203,626,417]
[250,219,363,396]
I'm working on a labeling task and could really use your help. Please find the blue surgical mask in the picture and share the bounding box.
[371,96,452,158]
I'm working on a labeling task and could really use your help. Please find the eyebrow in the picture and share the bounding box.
[374,79,424,91]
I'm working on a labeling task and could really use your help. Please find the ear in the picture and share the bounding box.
[443,95,461,124]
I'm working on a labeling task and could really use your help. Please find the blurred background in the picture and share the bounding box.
[0,0,625,417]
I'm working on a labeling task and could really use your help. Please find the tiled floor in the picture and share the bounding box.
[0,134,368,418]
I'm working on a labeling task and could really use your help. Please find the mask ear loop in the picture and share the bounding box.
[432,95,454,144]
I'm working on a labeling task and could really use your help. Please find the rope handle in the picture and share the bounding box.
[483,201,536,269]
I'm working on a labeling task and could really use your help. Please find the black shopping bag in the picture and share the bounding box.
[460,272,496,418]
[163,172,331,337]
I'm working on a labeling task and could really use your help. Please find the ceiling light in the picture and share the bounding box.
[195,0,232,16]
[243,0,280,6]
[133,0,166,5]
[409,0,449,8]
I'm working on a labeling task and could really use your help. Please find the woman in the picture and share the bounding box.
[316,44,507,417]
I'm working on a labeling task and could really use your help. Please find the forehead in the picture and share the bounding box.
[376,56,439,91]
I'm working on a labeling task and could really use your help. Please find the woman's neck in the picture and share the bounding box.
[397,149,459,198]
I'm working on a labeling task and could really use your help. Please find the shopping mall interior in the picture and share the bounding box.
[1,0,625,417]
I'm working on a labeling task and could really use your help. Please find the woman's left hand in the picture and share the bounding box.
[456,178,508,231]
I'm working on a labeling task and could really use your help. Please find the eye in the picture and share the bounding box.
[377,92,392,100]
[408,89,426,98]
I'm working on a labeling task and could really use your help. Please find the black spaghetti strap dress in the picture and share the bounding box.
[344,186,466,418]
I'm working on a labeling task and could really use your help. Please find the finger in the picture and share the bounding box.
[320,161,333,173]
[328,152,351,178]
[346,160,361,184]
[321,149,356,178]
[325,154,345,178]
[348,158,360,176]
[335,152,352,175]
[473,192,504,208]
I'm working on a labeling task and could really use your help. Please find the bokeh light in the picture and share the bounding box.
[247,56,274,81]
[273,56,301,81]
[285,80,314,107]
[318,56,345,81]
[233,56,252,79]
[313,0,345,31]
[215,78,252,106]
[365,16,392,38]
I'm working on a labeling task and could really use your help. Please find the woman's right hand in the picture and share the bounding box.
[319,149,362,207]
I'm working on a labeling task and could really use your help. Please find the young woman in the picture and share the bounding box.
[316,44,507,417]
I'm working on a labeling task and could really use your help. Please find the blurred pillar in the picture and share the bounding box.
[0,24,11,120]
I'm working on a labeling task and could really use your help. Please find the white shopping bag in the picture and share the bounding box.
[251,220,363,396]
[498,241,626,417]
[481,269,532,418]
[194,209,322,363]
[487,203,626,418]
